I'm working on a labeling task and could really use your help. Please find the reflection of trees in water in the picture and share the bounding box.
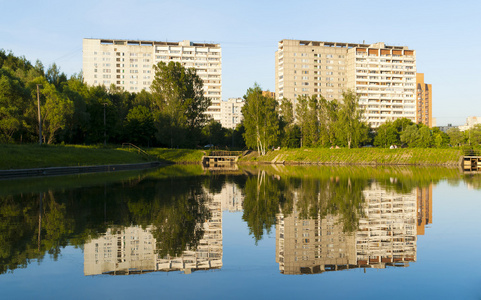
[0,176,220,274]
[242,171,369,243]
[0,191,74,274]
[152,187,210,258]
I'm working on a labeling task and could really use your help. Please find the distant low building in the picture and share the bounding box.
[220,98,245,129]
[458,116,481,131]
[438,123,457,133]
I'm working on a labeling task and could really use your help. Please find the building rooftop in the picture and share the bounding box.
[278,39,408,50]
[84,38,220,48]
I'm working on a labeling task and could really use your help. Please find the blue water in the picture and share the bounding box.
[0,166,480,299]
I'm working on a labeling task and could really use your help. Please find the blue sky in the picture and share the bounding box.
[1,0,480,126]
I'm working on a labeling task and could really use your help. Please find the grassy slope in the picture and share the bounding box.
[0,144,149,170]
[240,148,463,165]
[147,148,206,163]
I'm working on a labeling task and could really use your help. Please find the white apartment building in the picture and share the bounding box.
[82,38,222,121]
[275,40,417,128]
[220,98,245,129]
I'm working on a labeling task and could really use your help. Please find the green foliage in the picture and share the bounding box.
[242,84,279,155]
[151,61,211,148]
[0,51,219,148]
[124,106,156,146]
[374,121,404,148]
[335,90,369,148]
[447,127,464,146]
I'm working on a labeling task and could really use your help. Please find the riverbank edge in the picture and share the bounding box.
[237,148,464,167]
[0,161,165,180]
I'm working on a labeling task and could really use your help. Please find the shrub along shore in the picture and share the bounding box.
[0,144,464,171]
[239,148,463,166]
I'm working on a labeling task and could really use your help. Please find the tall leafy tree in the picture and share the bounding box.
[36,79,74,144]
[0,68,29,142]
[124,106,156,146]
[335,90,369,148]
[400,124,420,147]
[446,127,464,146]
[374,122,399,148]
[241,84,279,155]
[151,61,211,148]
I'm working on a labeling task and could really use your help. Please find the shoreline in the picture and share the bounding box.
[0,161,164,180]
[238,148,463,167]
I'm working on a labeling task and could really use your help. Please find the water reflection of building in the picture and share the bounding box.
[84,226,156,276]
[157,195,222,273]
[357,183,417,268]
[276,183,432,274]
[84,196,223,275]
[276,208,357,275]
[217,182,244,212]
[416,185,432,236]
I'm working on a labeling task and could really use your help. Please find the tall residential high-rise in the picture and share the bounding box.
[275,39,419,128]
[82,38,222,121]
[416,73,432,127]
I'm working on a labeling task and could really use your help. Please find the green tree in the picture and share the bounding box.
[201,120,226,147]
[418,125,433,148]
[151,61,211,148]
[241,84,279,155]
[374,122,398,148]
[400,124,420,147]
[0,68,29,142]
[446,127,464,146]
[335,90,369,148]
[468,124,481,146]
[45,63,67,89]
[32,78,74,144]
[124,106,156,146]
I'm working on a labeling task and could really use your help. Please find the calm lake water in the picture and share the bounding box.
[0,165,480,299]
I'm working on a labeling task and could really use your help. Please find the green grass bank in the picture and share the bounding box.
[240,148,463,166]
[0,144,464,170]
[0,144,151,170]
[0,144,208,170]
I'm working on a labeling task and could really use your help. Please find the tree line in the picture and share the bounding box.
[241,84,481,153]
[2,49,479,151]
[0,50,244,148]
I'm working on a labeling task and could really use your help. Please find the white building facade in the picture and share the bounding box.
[275,40,417,128]
[82,38,222,121]
[220,98,245,129]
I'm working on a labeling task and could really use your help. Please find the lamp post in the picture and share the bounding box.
[37,84,43,145]
[103,103,107,146]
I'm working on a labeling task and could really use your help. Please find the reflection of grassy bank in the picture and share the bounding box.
[240,164,464,193]
[0,165,206,196]
[240,148,462,166]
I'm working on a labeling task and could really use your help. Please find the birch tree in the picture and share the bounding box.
[241,84,279,155]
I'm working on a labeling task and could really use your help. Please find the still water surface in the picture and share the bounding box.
[0,165,480,299]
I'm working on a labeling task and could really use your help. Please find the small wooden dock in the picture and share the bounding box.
[202,150,242,169]
[462,156,481,172]
[462,149,481,173]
